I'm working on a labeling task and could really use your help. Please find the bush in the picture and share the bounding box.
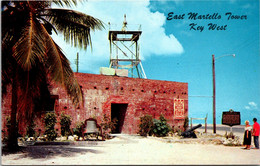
[73,121,85,138]
[152,115,171,137]
[5,116,19,141]
[138,114,171,137]
[138,114,153,137]
[26,121,36,137]
[44,112,57,141]
[5,116,11,138]
[60,113,72,137]
[183,116,189,131]
[100,114,117,139]
[172,126,183,136]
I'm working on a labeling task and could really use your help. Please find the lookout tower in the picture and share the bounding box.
[108,15,146,78]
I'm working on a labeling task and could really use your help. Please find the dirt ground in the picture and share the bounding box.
[1,125,260,165]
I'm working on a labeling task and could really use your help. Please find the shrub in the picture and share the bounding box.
[73,121,85,138]
[100,114,117,139]
[44,112,57,141]
[2,116,12,142]
[60,113,72,137]
[183,116,189,131]
[5,116,11,138]
[172,126,183,136]
[26,121,36,137]
[5,116,19,140]
[152,114,171,137]
[138,114,153,137]
[224,131,235,139]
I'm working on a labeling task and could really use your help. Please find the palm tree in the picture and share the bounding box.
[1,0,104,149]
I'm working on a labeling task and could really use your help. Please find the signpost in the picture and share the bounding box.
[222,111,240,132]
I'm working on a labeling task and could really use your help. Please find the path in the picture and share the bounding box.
[2,134,260,165]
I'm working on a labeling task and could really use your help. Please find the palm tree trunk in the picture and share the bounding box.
[8,66,19,150]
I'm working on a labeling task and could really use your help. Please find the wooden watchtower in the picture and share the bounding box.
[108,15,146,78]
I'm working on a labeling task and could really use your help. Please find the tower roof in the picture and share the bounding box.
[108,30,142,41]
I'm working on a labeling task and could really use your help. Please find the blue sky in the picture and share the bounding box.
[52,0,259,125]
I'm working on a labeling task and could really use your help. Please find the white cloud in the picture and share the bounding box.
[52,0,184,73]
[245,101,258,110]
[249,102,257,108]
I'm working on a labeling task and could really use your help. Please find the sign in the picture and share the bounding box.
[174,99,185,119]
[222,111,240,126]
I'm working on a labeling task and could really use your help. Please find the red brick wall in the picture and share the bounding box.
[1,73,188,137]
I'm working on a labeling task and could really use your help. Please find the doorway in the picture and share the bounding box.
[111,103,128,133]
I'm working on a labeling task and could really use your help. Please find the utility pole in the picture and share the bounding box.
[212,54,216,134]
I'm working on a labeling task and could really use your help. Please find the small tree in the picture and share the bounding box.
[73,121,85,139]
[60,113,72,137]
[44,112,57,141]
[138,114,153,137]
[183,116,189,131]
[100,114,117,139]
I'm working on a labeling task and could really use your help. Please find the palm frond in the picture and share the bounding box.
[40,17,58,35]
[51,0,80,7]
[1,5,21,47]
[1,1,10,10]
[51,43,83,105]
[12,12,46,71]
[44,8,104,50]
[41,24,83,105]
